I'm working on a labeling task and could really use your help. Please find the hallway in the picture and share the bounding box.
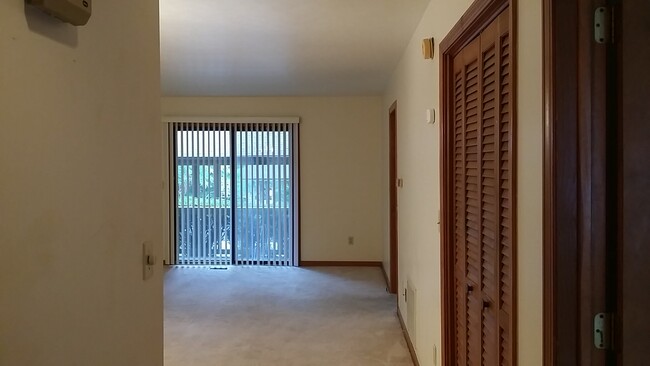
[164,266,413,366]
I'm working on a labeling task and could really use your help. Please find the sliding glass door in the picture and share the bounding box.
[174,124,232,266]
[169,121,298,266]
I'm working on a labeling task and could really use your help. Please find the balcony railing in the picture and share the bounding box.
[176,207,292,264]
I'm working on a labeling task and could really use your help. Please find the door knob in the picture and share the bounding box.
[467,284,474,294]
[483,300,491,309]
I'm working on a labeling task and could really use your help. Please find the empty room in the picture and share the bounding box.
[159,2,421,364]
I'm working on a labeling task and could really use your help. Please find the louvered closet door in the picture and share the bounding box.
[451,10,513,366]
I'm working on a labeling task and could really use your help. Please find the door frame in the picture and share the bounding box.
[388,101,398,294]
[439,0,517,364]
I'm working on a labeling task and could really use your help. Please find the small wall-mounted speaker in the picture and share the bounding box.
[422,37,435,60]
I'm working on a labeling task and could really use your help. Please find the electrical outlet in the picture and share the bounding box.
[348,236,354,245]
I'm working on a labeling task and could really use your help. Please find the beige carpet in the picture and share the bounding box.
[164,266,413,366]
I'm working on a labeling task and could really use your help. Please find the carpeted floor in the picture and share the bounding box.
[164,266,413,366]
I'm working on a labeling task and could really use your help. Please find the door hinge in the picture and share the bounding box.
[594,313,614,350]
[594,7,614,44]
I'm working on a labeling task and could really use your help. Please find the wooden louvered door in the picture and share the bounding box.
[446,8,514,366]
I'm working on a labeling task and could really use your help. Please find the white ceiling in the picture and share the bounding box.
[160,0,431,96]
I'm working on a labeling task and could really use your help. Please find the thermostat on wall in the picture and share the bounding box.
[26,0,92,26]
[422,37,435,60]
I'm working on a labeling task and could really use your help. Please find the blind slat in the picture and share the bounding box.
[279,124,286,266]
[190,122,195,264]
[255,125,261,265]
[261,127,267,264]
[247,124,253,266]
[272,123,278,266]
[284,124,288,267]
[199,123,204,264]
[182,122,188,265]
[171,123,178,264]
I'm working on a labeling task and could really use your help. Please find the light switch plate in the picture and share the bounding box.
[143,241,155,280]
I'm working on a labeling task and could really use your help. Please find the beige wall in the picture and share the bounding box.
[516,2,544,363]
[382,0,543,365]
[0,1,163,365]
[162,96,384,262]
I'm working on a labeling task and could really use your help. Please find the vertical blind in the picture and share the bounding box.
[168,122,298,267]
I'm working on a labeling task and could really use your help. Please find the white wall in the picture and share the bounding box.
[382,1,543,365]
[0,1,163,365]
[162,96,384,262]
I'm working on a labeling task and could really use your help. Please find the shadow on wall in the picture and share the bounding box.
[24,3,78,47]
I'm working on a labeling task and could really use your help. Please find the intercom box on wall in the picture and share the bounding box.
[26,0,92,26]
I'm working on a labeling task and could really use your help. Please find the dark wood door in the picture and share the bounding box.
[544,0,650,364]
[618,0,650,363]
[449,9,514,366]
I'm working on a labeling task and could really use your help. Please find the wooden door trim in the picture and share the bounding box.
[440,0,517,364]
[542,1,559,363]
[543,1,553,362]
[389,101,398,294]
[439,0,510,55]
